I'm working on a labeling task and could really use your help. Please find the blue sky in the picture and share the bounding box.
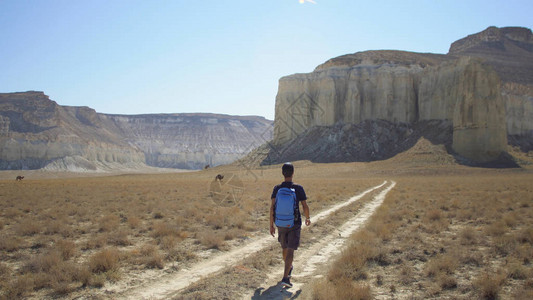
[1,1,531,120]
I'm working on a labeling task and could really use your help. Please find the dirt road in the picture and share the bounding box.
[117,180,395,299]
[247,180,396,299]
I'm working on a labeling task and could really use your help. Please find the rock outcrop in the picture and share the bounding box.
[270,26,532,164]
[449,26,533,144]
[0,92,272,170]
[101,113,272,169]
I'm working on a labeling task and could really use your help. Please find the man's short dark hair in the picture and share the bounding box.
[282,162,294,177]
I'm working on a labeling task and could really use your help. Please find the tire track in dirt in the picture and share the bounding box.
[116,181,389,299]
[247,180,396,299]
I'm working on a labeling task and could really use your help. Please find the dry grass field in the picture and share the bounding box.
[0,154,532,299]
[0,162,378,299]
[308,170,533,299]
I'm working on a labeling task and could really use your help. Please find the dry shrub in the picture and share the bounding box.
[399,265,415,285]
[329,247,369,281]
[43,219,63,235]
[76,266,93,287]
[517,227,533,244]
[425,254,458,277]
[166,248,197,262]
[459,226,478,245]
[82,233,108,250]
[506,259,529,280]
[503,212,519,228]
[152,221,178,238]
[137,244,165,269]
[55,240,77,260]
[460,251,484,267]
[327,230,385,282]
[3,274,34,299]
[15,219,41,236]
[4,207,22,218]
[206,213,226,229]
[19,259,82,295]
[310,278,336,300]
[367,221,392,241]
[422,209,449,233]
[197,231,225,250]
[89,248,120,273]
[245,255,274,271]
[175,215,186,228]
[311,278,372,300]
[426,209,442,222]
[473,271,506,300]
[485,220,507,237]
[437,274,458,290]
[145,251,164,269]
[51,281,73,296]
[515,244,533,265]
[0,262,10,278]
[31,272,51,290]
[108,229,131,246]
[159,235,177,250]
[0,235,22,252]
[224,228,245,241]
[89,273,106,288]
[493,234,518,256]
[37,261,80,294]
[227,209,248,229]
[513,287,533,300]
[139,243,157,256]
[99,214,120,232]
[127,216,141,228]
[23,251,62,273]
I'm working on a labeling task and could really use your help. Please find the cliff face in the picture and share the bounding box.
[449,26,533,141]
[102,114,272,169]
[272,26,532,164]
[0,92,272,170]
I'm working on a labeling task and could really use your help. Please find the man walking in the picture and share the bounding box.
[270,162,311,287]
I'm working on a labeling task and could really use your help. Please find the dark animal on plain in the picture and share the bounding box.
[16,176,24,181]
[215,174,224,181]
[204,164,210,170]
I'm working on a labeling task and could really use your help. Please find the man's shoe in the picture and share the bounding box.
[288,265,293,278]
[281,277,293,288]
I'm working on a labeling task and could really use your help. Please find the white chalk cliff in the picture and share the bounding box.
[271,26,533,164]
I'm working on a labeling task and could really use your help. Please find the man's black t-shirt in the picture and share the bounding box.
[271,181,307,227]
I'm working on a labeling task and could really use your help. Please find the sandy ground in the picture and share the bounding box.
[111,180,394,299]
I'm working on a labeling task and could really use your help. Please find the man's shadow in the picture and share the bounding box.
[251,282,302,300]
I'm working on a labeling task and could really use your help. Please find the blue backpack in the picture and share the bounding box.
[274,187,298,228]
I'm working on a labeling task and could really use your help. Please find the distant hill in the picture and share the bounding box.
[0,91,272,170]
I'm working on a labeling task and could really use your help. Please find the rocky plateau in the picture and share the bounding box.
[0,92,272,170]
[267,26,533,166]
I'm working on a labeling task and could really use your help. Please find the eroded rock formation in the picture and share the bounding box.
[270,26,532,164]
[0,92,272,170]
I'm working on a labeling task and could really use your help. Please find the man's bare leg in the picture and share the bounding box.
[282,248,294,278]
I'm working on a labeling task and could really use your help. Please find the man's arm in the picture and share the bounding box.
[301,200,311,226]
[270,197,276,236]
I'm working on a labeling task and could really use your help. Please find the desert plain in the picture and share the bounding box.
[0,145,532,300]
